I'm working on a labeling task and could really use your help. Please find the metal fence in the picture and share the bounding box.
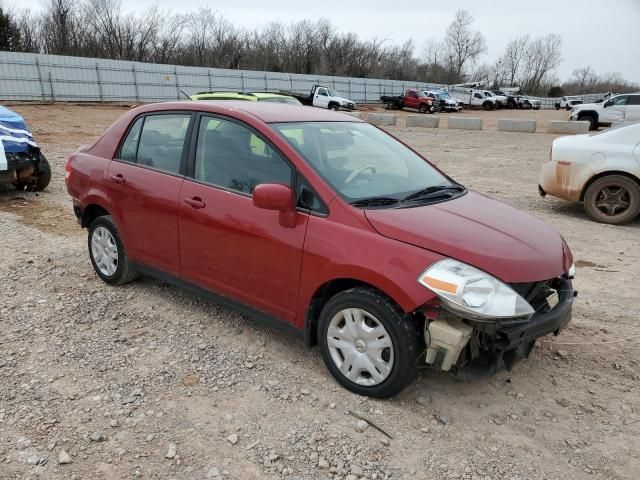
[0,51,608,108]
[0,51,442,104]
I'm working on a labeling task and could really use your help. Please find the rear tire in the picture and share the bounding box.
[88,215,138,285]
[317,287,423,398]
[418,103,428,114]
[584,175,640,225]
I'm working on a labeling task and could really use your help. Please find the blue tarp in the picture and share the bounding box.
[0,106,38,170]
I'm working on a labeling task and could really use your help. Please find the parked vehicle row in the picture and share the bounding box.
[66,101,576,398]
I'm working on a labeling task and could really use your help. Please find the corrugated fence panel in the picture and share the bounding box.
[0,51,608,107]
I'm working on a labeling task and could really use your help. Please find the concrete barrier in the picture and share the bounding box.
[367,113,397,126]
[344,111,363,119]
[406,115,440,128]
[498,118,537,133]
[547,120,590,134]
[447,117,483,130]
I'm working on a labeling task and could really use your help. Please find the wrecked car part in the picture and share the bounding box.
[424,314,473,371]
[0,105,51,191]
[422,276,574,379]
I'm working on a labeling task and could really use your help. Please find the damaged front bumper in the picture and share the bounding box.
[423,276,575,380]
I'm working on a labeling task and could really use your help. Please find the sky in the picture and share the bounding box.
[12,0,640,82]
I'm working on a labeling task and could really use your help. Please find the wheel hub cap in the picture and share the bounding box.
[91,226,118,277]
[326,308,394,386]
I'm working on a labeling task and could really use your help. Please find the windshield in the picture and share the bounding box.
[260,96,302,105]
[272,122,454,204]
[439,92,452,99]
[327,89,339,97]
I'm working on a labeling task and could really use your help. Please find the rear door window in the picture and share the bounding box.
[136,114,191,174]
[627,95,640,105]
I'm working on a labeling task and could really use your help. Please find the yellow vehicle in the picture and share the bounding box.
[190,91,302,105]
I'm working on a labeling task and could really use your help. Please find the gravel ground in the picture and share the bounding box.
[1,105,639,480]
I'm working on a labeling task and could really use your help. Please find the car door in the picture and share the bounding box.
[314,88,330,108]
[605,95,628,122]
[107,112,193,275]
[406,90,419,109]
[625,95,640,121]
[178,114,308,323]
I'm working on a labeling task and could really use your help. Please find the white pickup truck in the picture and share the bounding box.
[452,89,498,110]
[289,85,356,111]
[555,96,584,110]
[570,93,640,130]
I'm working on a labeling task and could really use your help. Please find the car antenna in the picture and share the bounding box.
[179,89,192,100]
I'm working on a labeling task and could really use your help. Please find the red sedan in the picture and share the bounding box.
[66,101,575,397]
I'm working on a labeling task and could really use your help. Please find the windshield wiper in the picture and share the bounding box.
[401,184,465,203]
[350,196,399,207]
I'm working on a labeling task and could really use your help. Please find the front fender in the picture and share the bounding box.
[295,214,442,329]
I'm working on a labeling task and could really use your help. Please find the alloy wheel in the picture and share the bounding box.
[326,308,394,386]
[595,185,631,216]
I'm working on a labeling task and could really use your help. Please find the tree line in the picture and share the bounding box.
[0,1,637,96]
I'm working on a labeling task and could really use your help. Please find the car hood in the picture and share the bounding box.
[364,191,571,283]
[336,96,355,104]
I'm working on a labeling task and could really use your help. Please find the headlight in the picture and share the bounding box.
[418,259,535,321]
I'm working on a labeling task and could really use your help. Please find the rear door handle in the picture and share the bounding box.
[110,173,125,184]
[184,196,206,209]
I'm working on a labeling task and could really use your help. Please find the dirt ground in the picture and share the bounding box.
[1,104,638,480]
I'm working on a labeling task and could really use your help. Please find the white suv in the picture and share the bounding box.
[570,93,640,130]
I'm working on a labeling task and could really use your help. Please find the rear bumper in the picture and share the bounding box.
[538,160,587,202]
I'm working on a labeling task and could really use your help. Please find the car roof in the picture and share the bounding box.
[134,101,364,123]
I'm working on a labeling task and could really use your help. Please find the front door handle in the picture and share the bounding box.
[110,173,125,184]
[184,196,206,209]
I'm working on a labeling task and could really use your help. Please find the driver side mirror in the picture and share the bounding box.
[253,183,297,228]
[604,99,613,108]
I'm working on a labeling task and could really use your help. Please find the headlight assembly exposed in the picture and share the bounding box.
[418,259,535,321]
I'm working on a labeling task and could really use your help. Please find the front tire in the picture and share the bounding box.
[88,215,138,285]
[578,114,597,131]
[584,175,640,225]
[317,287,423,398]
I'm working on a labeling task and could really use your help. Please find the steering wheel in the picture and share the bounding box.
[345,165,377,184]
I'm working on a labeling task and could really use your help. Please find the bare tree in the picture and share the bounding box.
[519,34,562,94]
[500,35,529,87]
[443,10,487,80]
